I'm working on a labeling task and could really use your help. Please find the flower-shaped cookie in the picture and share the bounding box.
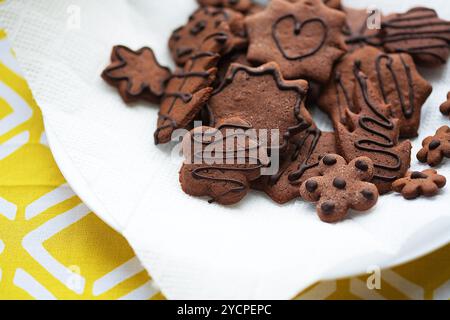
[299,154,379,223]
[440,92,450,118]
[417,126,450,166]
[102,46,171,104]
[392,170,447,200]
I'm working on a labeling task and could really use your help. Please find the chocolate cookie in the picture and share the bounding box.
[180,126,270,205]
[254,130,338,204]
[334,64,412,194]
[440,92,450,117]
[102,46,171,104]
[381,7,450,67]
[392,170,447,200]
[343,7,383,51]
[417,126,450,167]
[319,46,432,138]
[155,52,219,145]
[197,0,253,13]
[299,154,379,223]
[287,0,341,10]
[207,62,312,150]
[214,49,254,87]
[169,6,247,66]
[246,2,265,16]
[245,0,347,83]
[322,0,341,10]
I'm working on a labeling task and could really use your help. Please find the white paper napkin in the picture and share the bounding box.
[1,0,450,299]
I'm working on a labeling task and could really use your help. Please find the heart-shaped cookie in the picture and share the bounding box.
[245,0,347,82]
[272,14,328,61]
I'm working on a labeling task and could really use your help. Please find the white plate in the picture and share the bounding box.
[3,0,450,299]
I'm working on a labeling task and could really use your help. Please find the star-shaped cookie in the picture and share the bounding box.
[207,62,312,149]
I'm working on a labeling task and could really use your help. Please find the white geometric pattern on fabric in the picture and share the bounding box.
[93,257,145,296]
[25,184,76,220]
[350,279,387,300]
[118,280,159,300]
[382,270,425,300]
[0,81,32,136]
[434,280,450,300]
[13,268,57,300]
[22,203,91,295]
[0,196,17,220]
[295,281,337,300]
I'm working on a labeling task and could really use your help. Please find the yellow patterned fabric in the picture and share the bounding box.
[0,30,449,300]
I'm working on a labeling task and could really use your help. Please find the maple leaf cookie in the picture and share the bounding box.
[102,46,171,104]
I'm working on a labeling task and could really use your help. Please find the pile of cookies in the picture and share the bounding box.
[102,0,450,223]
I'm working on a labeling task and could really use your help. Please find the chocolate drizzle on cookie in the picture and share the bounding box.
[169,6,245,66]
[334,72,352,124]
[267,128,322,186]
[375,54,415,119]
[155,51,219,144]
[272,15,328,61]
[102,46,171,104]
[353,62,402,183]
[184,127,269,204]
[346,7,450,66]
[209,63,311,150]
[381,8,450,61]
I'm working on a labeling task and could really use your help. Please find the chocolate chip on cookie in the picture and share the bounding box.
[180,126,270,205]
[197,0,254,13]
[102,46,171,104]
[440,92,450,118]
[253,130,337,204]
[417,126,450,167]
[334,63,412,194]
[299,154,379,223]
[169,6,247,66]
[155,52,220,145]
[245,0,347,83]
[381,7,450,67]
[393,169,447,200]
[207,62,312,149]
[319,46,432,138]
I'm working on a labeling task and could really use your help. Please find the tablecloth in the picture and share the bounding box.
[0,28,449,300]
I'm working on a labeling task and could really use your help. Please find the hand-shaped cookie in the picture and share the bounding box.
[180,126,270,205]
[299,154,379,223]
[417,126,450,166]
[440,92,450,117]
[102,46,171,104]
[393,170,447,200]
